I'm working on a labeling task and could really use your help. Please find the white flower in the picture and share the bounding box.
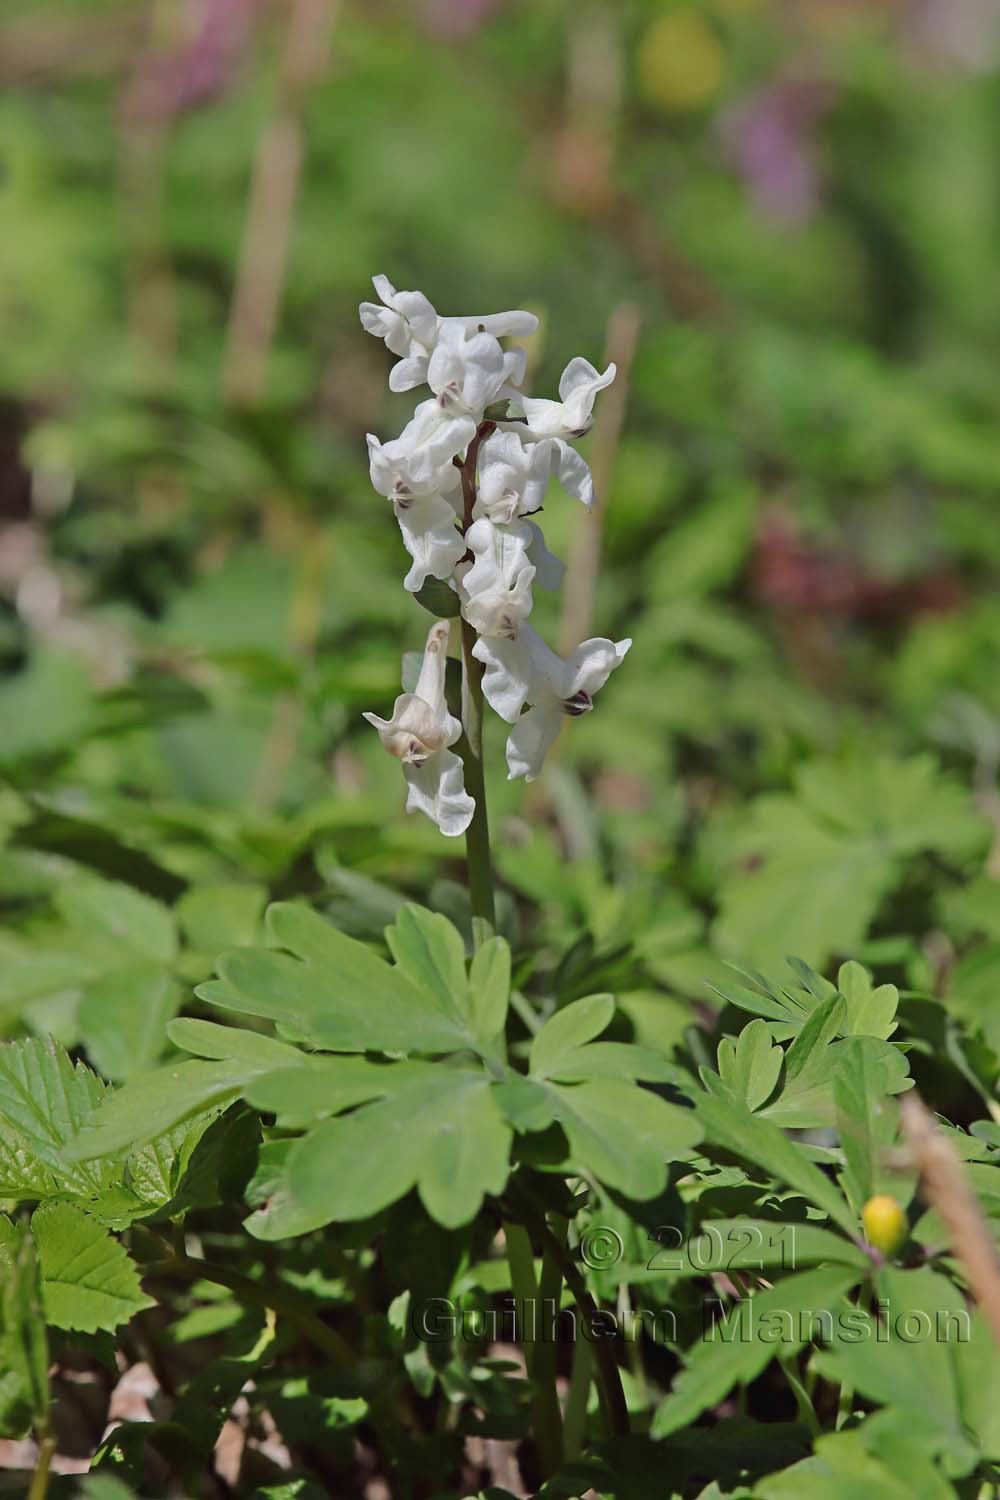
[396,493,466,594]
[473,624,631,781]
[521,519,565,592]
[364,620,474,837]
[519,357,617,441]
[366,400,472,593]
[477,429,597,519]
[457,518,536,639]
[366,400,475,504]
[360,276,538,394]
[359,276,441,393]
[428,324,524,421]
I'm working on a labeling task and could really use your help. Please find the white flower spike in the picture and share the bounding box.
[360,274,625,830]
[473,625,631,781]
[364,620,473,837]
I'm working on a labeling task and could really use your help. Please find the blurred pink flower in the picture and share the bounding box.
[719,77,834,226]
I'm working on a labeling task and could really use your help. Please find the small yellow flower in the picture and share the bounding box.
[862,1194,908,1257]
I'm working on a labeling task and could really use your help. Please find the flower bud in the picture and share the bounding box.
[861,1194,908,1257]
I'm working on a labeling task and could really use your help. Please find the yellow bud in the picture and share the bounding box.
[862,1194,907,1257]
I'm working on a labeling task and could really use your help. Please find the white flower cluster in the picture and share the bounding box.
[361,275,631,837]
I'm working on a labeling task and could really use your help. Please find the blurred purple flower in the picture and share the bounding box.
[126,0,261,123]
[719,77,834,226]
[415,0,501,41]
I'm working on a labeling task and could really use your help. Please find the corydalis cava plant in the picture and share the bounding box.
[361,274,630,850]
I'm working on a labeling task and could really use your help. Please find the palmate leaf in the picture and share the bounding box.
[286,1068,512,1229]
[516,995,703,1200]
[706,960,909,1127]
[31,1202,154,1334]
[197,902,480,1056]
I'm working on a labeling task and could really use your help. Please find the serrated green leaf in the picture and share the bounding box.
[32,1202,154,1334]
[0,1217,48,1437]
[0,1037,117,1199]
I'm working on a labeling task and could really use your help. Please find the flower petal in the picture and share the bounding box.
[505,703,563,782]
[403,748,475,836]
[566,636,632,699]
[472,634,533,723]
[397,495,465,593]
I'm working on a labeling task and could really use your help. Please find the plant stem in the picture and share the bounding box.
[457,425,497,934]
[535,1213,629,1439]
[533,1218,567,1476]
[504,1219,540,1376]
[27,1429,56,1500]
[779,1354,820,1438]
[563,1336,594,1459]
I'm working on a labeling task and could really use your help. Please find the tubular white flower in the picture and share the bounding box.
[519,357,617,441]
[478,428,597,518]
[364,620,474,837]
[473,625,631,781]
[360,276,538,395]
[396,493,466,594]
[367,400,475,503]
[457,518,536,639]
[428,324,523,421]
[359,276,441,393]
[521,520,565,592]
